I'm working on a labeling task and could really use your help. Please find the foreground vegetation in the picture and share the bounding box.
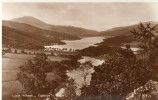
[79,22,158,100]
[2,52,72,100]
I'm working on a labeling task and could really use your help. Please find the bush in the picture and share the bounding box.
[51,52,54,56]
[21,49,24,54]
[14,49,17,53]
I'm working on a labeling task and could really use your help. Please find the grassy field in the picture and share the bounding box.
[2,53,70,100]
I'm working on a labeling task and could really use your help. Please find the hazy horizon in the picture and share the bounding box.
[3,2,158,31]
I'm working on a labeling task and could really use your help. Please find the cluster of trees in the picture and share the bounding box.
[80,45,113,56]
[17,23,158,100]
[2,48,44,55]
[80,35,136,57]
[2,48,11,55]
[3,41,46,50]
[45,47,77,52]
[99,35,135,46]
[17,53,70,100]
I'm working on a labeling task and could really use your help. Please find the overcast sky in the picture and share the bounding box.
[2,3,158,31]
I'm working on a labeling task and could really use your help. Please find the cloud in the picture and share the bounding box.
[2,2,158,31]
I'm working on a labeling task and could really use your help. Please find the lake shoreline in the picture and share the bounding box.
[44,36,106,50]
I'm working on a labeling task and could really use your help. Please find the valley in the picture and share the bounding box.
[2,16,158,100]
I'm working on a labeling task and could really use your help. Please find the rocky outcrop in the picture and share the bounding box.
[126,80,158,100]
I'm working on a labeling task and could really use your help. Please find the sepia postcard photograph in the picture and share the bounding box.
[1,1,158,100]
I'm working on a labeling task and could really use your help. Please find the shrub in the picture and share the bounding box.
[14,49,17,53]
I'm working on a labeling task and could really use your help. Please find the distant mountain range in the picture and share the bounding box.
[2,16,158,49]
[100,21,158,36]
[2,19,82,49]
[2,16,101,49]
[11,16,99,37]
[3,20,80,40]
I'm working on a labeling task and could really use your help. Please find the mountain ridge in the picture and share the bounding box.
[3,20,80,40]
[11,16,99,37]
[2,20,81,49]
[100,21,158,36]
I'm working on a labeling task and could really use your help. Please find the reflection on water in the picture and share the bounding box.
[45,36,105,50]
[78,56,104,66]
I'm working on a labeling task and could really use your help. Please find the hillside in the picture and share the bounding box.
[11,16,99,37]
[11,16,51,29]
[2,26,66,49]
[2,20,80,40]
[100,21,158,36]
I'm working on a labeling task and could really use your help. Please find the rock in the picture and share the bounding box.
[126,80,158,100]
